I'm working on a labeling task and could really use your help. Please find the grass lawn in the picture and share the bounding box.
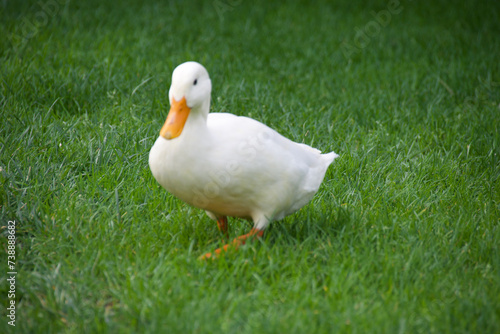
[1,0,499,332]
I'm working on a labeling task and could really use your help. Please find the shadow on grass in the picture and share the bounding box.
[264,206,354,248]
[164,202,355,259]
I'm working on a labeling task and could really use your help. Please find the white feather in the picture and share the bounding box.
[149,62,339,230]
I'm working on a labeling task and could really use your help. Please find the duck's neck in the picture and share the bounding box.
[198,97,210,123]
[182,99,210,138]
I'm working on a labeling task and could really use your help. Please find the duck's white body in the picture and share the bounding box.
[149,62,338,235]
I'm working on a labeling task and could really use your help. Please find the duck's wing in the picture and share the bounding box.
[205,113,338,220]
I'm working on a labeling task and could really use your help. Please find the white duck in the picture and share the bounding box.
[149,61,339,259]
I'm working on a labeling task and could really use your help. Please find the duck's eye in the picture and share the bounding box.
[193,79,198,85]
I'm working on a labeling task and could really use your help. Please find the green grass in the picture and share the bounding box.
[1,0,499,332]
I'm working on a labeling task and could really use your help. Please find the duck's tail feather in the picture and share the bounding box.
[303,151,339,193]
[322,151,339,165]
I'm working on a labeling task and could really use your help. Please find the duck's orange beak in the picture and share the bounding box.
[160,97,191,140]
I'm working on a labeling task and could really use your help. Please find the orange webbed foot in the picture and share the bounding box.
[199,228,264,260]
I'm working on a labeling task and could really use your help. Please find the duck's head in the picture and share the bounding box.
[160,61,212,140]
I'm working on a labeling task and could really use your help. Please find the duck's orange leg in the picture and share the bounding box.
[217,216,229,237]
[200,228,264,260]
